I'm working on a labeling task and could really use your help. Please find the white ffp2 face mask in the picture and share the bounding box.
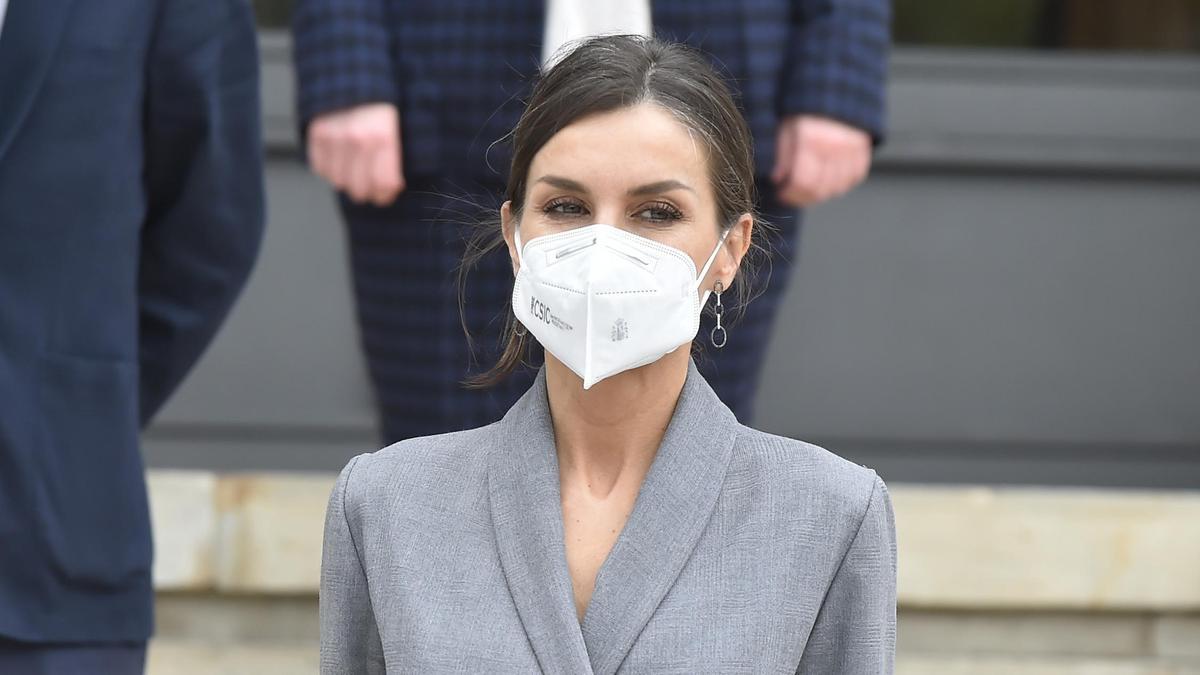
[512,223,729,389]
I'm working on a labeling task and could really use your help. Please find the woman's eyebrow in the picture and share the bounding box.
[534,175,695,197]
[534,175,588,193]
[627,179,695,196]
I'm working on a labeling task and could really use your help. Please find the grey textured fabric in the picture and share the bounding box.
[320,361,897,674]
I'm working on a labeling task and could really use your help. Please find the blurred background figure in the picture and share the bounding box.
[0,0,264,671]
[290,0,890,443]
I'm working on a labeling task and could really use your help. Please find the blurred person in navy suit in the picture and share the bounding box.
[293,0,890,443]
[0,0,264,671]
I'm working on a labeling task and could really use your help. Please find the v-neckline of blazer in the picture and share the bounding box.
[487,360,738,675]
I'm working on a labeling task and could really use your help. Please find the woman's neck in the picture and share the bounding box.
[545,350,690,499]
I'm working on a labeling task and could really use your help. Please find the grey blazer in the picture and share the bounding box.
[321,362,897,674]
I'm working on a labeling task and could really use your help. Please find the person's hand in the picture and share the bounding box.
[307,103,405,206]
[770,114,872,208]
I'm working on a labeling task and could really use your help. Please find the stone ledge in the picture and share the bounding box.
[147,641,318,675]
[147,601,1200,674]
[150,471,334,593]
[896,655,1200,675]
[214,475,332,593]
[155,594,319,645]
[1155,615,1200,659]
[149,472,218,591]
[147,471,1200,610]
[144,643,1198,675]
[897,609,1153,658]
[894,486,1200,611]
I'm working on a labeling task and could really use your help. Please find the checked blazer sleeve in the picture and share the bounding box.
[781,0,891,143]
[796,474,898,674]
[292,0,398,130]
[321,455,387,674]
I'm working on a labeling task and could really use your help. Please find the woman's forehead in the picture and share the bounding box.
[527,104,710,194]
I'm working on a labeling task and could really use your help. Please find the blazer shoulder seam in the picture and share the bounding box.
[340,453,370,575]
[824,470,882,585]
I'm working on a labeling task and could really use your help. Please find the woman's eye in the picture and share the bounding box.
[543,199,587,217]
[635,202,684,223]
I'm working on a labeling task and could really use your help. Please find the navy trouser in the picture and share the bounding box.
[0,637,145,675]
[341,179,800,443]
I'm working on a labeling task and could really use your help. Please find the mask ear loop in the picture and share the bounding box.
[511,221,529,337]
[695,226,733,303]
[513,220,526,270]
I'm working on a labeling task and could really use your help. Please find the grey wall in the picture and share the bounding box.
[143,37,1200,487]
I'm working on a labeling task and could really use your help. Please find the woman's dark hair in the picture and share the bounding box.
[460,34,772,387]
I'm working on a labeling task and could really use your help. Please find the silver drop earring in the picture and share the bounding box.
[710,281,727,349]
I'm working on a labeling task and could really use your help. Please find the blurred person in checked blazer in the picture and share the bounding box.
[0,0,264,671]
[293,0,890,443]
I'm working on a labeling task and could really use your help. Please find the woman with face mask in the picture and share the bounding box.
[319,36,897,675]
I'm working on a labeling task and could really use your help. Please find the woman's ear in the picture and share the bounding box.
[716,212,755,287]
[501,201,520,276]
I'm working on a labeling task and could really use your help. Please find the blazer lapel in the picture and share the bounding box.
[581,360,738,675]
[488,369,594,675]
[0,0,77,165]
